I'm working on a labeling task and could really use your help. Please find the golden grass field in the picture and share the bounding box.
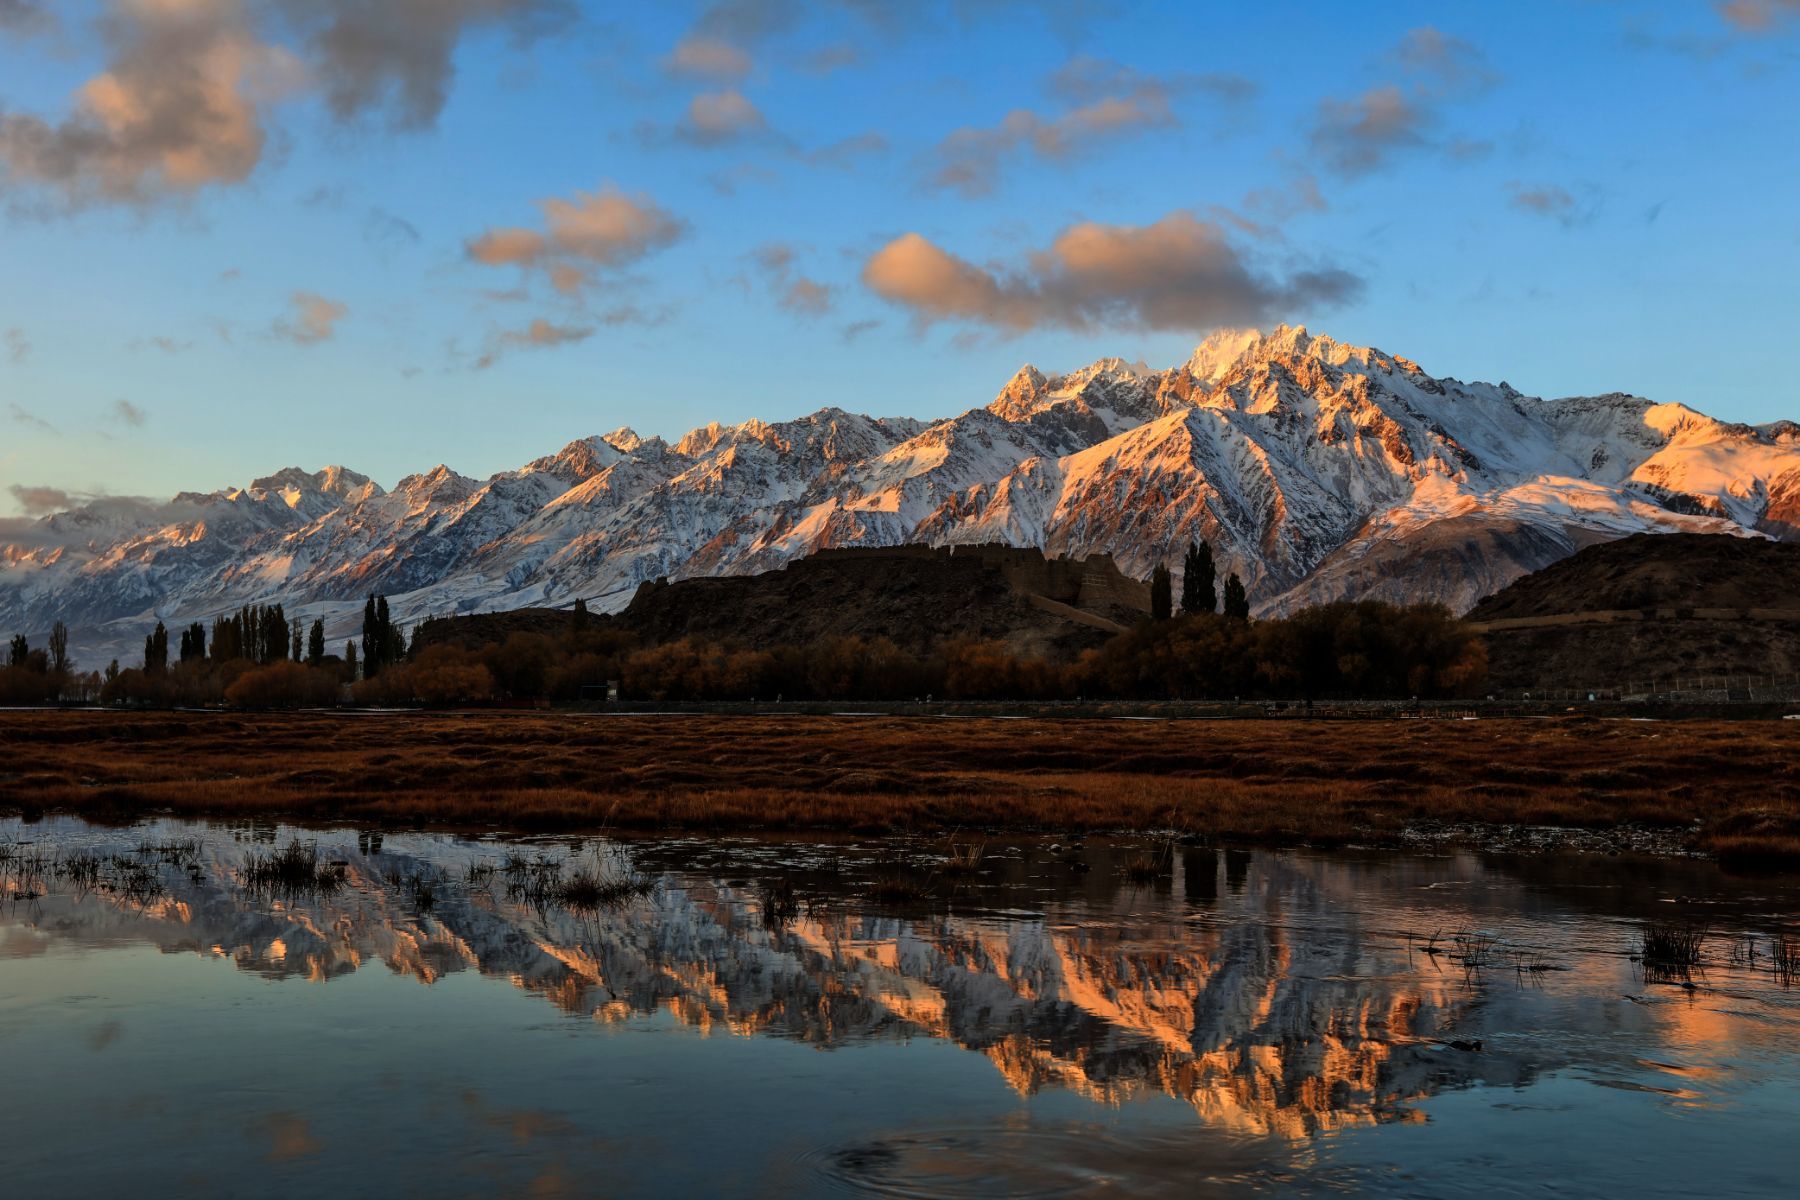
[3,711,1797,865]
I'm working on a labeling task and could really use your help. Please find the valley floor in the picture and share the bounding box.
[2,711,1797,868]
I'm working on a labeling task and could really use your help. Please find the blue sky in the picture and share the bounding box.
[2,0,1797,515]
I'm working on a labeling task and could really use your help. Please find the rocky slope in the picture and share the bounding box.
[4,326,1797,662]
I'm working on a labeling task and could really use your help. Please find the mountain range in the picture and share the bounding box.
[4,324,1797,662]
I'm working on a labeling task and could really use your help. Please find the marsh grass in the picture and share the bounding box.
[760,876,801,929]
[1121,837,1176,883]
[4,712,1798,865]
[940,839,987,875]
[241,841,342,898]
[1640,921,1707,983]
[1772,934,1799,987]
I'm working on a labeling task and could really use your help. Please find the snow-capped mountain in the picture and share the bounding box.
[5,325,1797,661]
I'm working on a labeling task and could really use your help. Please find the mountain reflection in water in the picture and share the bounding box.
[2,817,1797,1198]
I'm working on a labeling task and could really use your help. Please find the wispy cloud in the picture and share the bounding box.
[7,402,56,433]
[272,292,349,345]
[110,398,148,428]
[925,57,1252,196]
[1507,182,1602,228]
[475,317,594,370]
[1308,27,1499,178]
[749,243,835,317]
[4,327,27,364]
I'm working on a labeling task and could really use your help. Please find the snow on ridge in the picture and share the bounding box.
[5,326,1797,660]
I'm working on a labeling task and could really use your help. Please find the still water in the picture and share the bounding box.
[1,817,1797,1198]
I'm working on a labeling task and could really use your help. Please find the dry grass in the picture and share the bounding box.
[1,711,1798,865]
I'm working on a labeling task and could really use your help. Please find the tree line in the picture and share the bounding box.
[6,540,1488,708]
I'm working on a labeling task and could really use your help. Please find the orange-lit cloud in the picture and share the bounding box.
[678,89,772,146]
[0,0,301,205]
[863,213,1361,335]
[1717,0,1800,30]
[475,317,593,370]
[466,185,688,294]
[272,292,349,345]
[665,35,752,81]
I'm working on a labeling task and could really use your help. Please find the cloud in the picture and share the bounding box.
[803,43,860,74]
[1307,85,1431,177]
[1388,26,1500,96]
[110,398,147,427]
[137,335,195,354]
[807,130,887,168]
[272,291,348,344]
[1243,172,1328,221]
[466,185,687,293]
[676,89,774,146]
[862,213,1362,335]
[665,35,752,81]
[7,484,70,516]
[0,0,53,38]
[1308,28,1498,178]
[474,317,593,369]
[364,206,421,246]
[273,0,577,130]
[4,326,27,364]
[840,318,880,342]
[925,57,1250,196]
[1717,0,1800,31]
[691,0,804,43]
[749,241,834,317]
[1507,182,1599,228]
[8,402,56,433]
[0,0,304,207]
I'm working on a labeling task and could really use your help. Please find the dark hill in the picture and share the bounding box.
[414,545,1151,659]
[1468,533,1800,691]
[1467,532,1800,621]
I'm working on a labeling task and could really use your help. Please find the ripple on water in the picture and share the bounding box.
[795,1123,1362,1199]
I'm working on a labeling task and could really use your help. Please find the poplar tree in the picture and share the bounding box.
[345,639,359,681]
[48,621,69,674]
[308,619,325,665]
[144,622,168,673]
[8,634,26,668]
[1150,564,1173,621]
[1223,574,1250,621]
[1181,540,1216,615]
[362,597,381,678]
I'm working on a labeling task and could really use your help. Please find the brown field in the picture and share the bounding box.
[2,711,1798,867]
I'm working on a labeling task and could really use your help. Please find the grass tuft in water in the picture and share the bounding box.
[242,841,342,898]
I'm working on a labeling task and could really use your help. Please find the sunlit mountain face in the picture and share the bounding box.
[6,327,1798,664]
[3,818,1798,1195]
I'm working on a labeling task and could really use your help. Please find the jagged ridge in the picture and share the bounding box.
[4,325,1797,660]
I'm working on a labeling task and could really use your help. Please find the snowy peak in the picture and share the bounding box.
[5,325,1796,660]
[526,436,625,485]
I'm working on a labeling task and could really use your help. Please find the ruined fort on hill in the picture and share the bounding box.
[416,545,1153,659]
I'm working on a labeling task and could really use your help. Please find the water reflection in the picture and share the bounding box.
[3,818,1798,1197]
